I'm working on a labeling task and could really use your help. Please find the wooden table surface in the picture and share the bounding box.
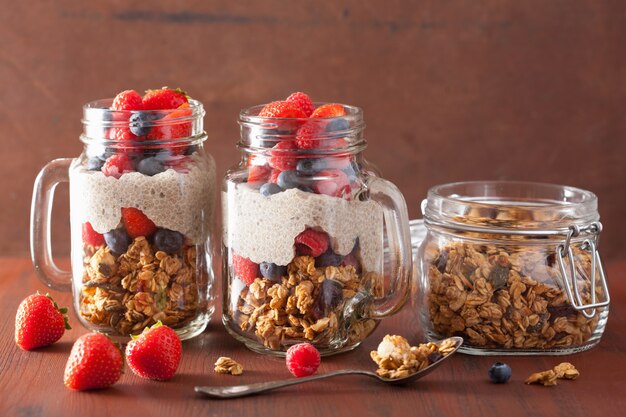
[1,257,624,417]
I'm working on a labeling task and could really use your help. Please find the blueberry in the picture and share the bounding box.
[153,228,184,254]
[315,249,343,267]
[260,182,283,197]
[137,156,166,176]
[259,262,287,281]
[488,362,512,384]
[277,170,301,190]
[296,158,326,176]
[428,351,443,364]
[104,228,131,255]
[326,118,350,132]
[129,112,153,136]
[87,157,105,171]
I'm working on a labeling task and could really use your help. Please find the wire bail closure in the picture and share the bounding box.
[557,222,610,319]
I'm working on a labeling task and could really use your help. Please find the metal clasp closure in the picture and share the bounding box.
[556,222,610,318]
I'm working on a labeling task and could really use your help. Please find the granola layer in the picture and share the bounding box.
[79,237,204,335]
[233,255,382,351]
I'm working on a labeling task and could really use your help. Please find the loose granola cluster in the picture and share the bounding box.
[525,362,580,386]
[424,242,602,350]
[370,335,457,379]
[214,357,244,376]
[234,255,382,351]
[80,237,203,335]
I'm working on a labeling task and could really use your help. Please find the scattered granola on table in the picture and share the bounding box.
[423,240,603,350]
[234,255,382,351]
[79,237,203,336]
[214,357,244,376]
[525,362,579,386]
[370,335,457,379]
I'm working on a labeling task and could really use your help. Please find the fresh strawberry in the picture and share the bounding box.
[125,322,182,381]
[82,222,104,247]
[286,92,315,117]
[269,140,298,171]
[101,153,133,178]
[64,333,123,390]
[248,164,271,183]
[258,101,307,118]
[15,293,71,351]
[232,253,259,286]
[142,88,188,110]
[313,169,351,198]
[311,103,346,118]
[295,229,330,257]
[121,207,157,238]
[147,103,192,155]
[112,90,144,111]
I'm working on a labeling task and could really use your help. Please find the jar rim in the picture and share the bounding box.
[80,98,206,145]
[423,181,599,232]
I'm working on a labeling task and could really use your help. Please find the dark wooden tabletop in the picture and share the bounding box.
[1,257,625,417]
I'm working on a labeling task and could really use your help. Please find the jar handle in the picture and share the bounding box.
[360,176,412,319]
[30,158,73,291]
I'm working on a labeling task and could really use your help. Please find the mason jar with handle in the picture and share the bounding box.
[31,96,216,341]
[222,101,412,356]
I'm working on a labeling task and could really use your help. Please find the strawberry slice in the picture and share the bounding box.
[248,164,271,183]
[313,170,351,198]
[82,222,105,247]
[232,253,259,286]
[295,229,330,257]
[142,88,188,110]
[121,207,157,238]
[311,103,346,118]
[259,101,307,118]
[269,140,298,171]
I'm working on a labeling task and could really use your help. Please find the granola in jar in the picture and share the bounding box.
[415,181,610,355]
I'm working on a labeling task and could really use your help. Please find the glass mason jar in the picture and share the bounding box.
[31,98,216,340]
[222,103,412,355]
[415,181,610,355]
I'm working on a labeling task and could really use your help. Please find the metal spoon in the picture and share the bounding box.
[195,336,463,399]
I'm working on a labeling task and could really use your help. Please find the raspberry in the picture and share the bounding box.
[269,169,282,184]
[285,343,321,377]
[142,88,188,110]
[311,103,346,118]
[248,164,271,183]
[286,92,315,117]
[82,222,104,247]
[258,101,307,118]
[101,154,133,179]
[313,169,351,198]
[269,140,297,171]
[111,127,142,142]
[112,90,144,111]
[232,253,259,286]
[295,121,325,150]
[121,207,157,238]
[295,229,330,257]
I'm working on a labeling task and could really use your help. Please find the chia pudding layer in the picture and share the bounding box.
[70,153,215,244]
[222,184,385,273]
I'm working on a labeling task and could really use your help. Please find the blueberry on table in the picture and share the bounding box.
[104,228,131,255]
[137,156,166,176]
[259,262,287,281]
[153,228,184,254]
[488,362,512,383]
[260,182,282,197]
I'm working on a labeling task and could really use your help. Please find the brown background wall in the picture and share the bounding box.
[1,1,624,260]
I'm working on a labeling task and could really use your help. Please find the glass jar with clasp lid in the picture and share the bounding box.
[414,181,610,355]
